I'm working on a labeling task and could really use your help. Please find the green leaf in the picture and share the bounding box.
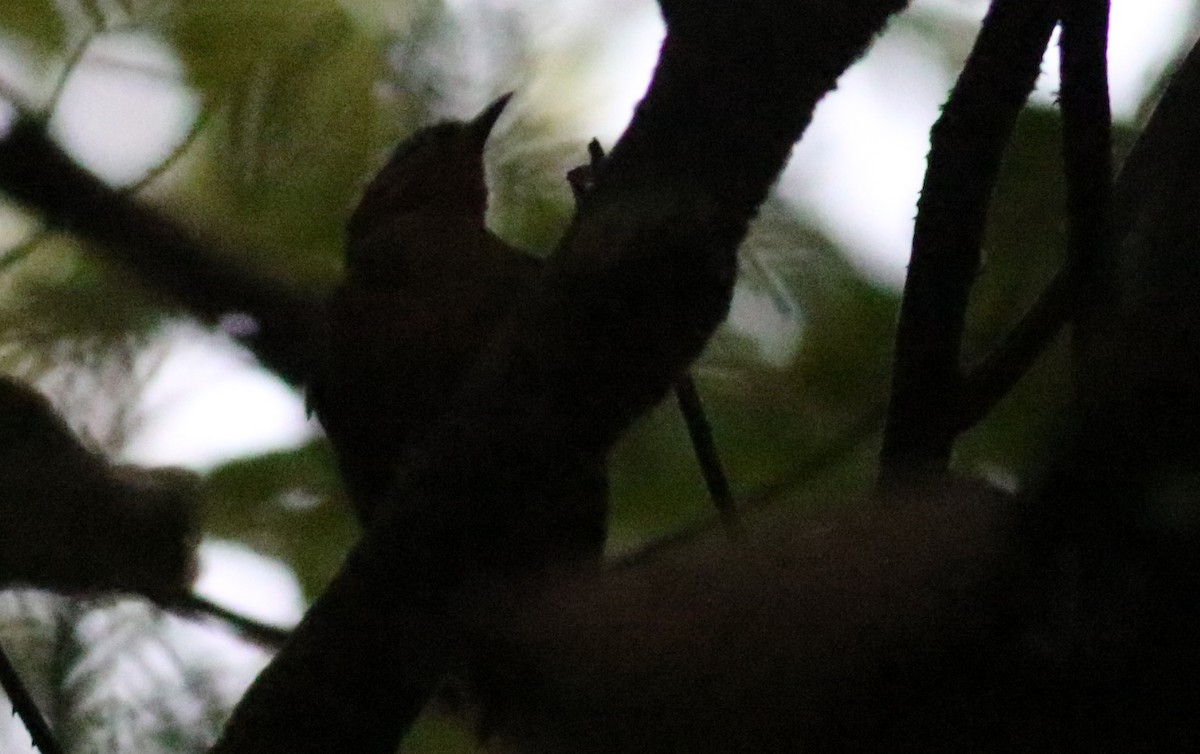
[165,0,328,95]
[159,0,392,283]
[0,0,65,54]
[0,236,168,360]
[202,440,357,597]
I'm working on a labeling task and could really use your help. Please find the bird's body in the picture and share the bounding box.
[309,95,607,564]
[317,216,541,516]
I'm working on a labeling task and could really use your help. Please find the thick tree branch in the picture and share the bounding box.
[880,0,1058,482]
[572,139,738,532]
[0,119,324,388]
[211,1,912,751]
[1059,0,1113,356]
[1052,28,1200,487]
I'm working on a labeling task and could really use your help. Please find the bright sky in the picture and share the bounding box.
[783,0,1198,285]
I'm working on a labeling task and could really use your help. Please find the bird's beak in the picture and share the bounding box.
[470,92,514,140]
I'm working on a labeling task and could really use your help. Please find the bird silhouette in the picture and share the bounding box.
[309,94,606,564]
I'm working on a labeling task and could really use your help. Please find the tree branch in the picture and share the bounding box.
[211,1,912,751]
[572,138,739,533]
[0,638,63,754]
[960,0,1112,441]
[0,119,324,389]
[959,266,1074,431]
[1059,0,1113,356]
[1053,26,1200,485]
[176,594,290,650]
[880,0,1059,483]
[674,374,740,534]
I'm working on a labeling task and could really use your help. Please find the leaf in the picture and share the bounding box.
[0,0,65,54]
[201,440,356,596]
[158,0,392,282]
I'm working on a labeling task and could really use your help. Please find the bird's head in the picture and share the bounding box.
[347,92,512,242]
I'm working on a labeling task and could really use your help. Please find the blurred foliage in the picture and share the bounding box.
[0,0,64,54]
[0,0,1196,752]
[956,108,1139,479]
[201,440,356,596]
[0,591,269,753]
[158,0,397,282]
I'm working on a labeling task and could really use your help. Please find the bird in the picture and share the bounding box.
[308,94,606,564]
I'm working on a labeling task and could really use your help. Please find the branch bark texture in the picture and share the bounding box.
[881,0,1058,481]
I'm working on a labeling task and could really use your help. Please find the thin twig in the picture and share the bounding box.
[123,106,214,194]
[880,0,1059,484]
[177,593,290,650]
[673,374,741,535]
[44,31,97,119]
[959,267,1074,430]
[0,638,65,754]
[0,228,51,273]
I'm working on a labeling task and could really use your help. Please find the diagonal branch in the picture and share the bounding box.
[958,266,1075,431]
[674,373,740,534]
[177,594,290,650]
[571,137,739,533]
[0,118,324,389]
[880,0,1059,484]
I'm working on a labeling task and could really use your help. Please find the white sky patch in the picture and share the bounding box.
[49,31,199,186]
[122,324,315,471]
[779,27,953,285]
[725,287,805,367]
[1034,0,1197,117]
[782,0,1193,284]
[194,540,306,626]
[530,0,664,144]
